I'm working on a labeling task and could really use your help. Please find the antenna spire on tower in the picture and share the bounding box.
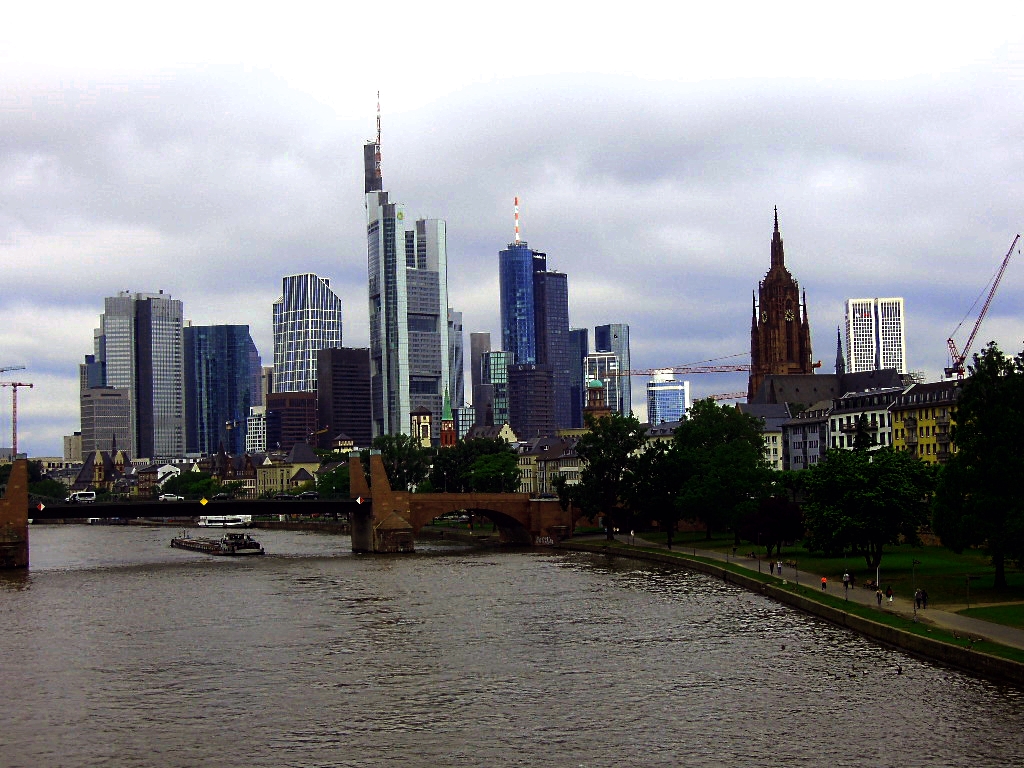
[374,91,382,180]
[513,196,521,244]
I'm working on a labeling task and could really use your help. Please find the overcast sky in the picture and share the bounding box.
[3,3,1024,456]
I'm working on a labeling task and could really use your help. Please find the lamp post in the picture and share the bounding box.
[912,559,921,621]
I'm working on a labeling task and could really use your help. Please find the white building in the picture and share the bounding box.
[845,297,907,374]
[272,273,343,393]
[246,406,266,453]
[646,370,690,425]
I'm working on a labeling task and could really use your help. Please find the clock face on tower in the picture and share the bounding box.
[760,311,768,323]
[785,309,794,322]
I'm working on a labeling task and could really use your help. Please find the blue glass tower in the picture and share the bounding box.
[499,242,544,364]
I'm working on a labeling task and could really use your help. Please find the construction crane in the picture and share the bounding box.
[610,363,751,377]
[0,381,33,457]
[946,234,1021,379]
[707,392,747,401]
[0,365,26,375]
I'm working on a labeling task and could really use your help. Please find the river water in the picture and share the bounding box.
[2,525,1023,767]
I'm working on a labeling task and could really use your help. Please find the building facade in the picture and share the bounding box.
[568,328,589,429]
[595,323,631,416]
[89,290,185,458]
[828,386,903,451]
[481,350,512,427]
[316,347,372,450]
[272,273,343,394]
[584,353,624,419]
[448,309,465,409]
[265,392,318,453]
[364,137,450,440]
[184,324,261,456]
[748,210,814,400]
[646,370,690,424]
[845,297,907,374]
[508,364,555,439]
[890,380,959,464]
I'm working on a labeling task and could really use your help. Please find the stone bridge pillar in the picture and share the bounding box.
[0,459,29,568]
[348,453,415,554]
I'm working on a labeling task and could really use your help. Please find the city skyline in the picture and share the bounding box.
[4,9,1024,455]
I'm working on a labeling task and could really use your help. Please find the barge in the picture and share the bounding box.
[171,531,265,556]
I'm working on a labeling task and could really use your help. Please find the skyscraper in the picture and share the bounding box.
[89,290,185,458]
[594,323,632,416]
[568,328,589,429]
[316,347,372,450]
[448,308,465,408]
[481,350,513,427]
[748,209,814,400]
[272,273,343,393]
[845,297,907,374]
[470,332,492,427]
[647,370,691,424]
[184,324,262,455]
[364,119,450,439]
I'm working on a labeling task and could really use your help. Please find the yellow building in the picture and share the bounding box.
[890,380,960,464]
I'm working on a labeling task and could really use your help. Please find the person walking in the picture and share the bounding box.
[876,588,883,607]
[821,576,827,590]
[921,589,928,609]
[769,560,775,575]
[842,572,850,590]
[914,589,922,609]
[885,585,894,603]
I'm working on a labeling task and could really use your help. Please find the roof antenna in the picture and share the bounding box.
[514,196,521,244]
[374,91,382,180]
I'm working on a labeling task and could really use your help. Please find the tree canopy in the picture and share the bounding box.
[933,342,1024,589]
[366,433,432,492]
[428,438,520,493]
[572,412,648,539]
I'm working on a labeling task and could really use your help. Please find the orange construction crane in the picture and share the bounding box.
[0,381,33,457]
[946,234,1020,379]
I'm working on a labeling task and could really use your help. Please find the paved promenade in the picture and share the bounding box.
[608,535,1024,651]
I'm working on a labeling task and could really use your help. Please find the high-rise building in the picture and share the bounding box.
[508,364,555,439]
[246,406,266,453]
[481,350,513,427]
[594,323,631,416]
[265,392,318,453]
[470,332,491,427]
[89,290,185,458]
[646,370,690,424]
[568,328,589,428]
[79,387,132,455]
[845,297,907,374]
[448,308,465,408]
[364,125,450,440]
[184,325,261,455]
[585,353,624,422]
[748,209,814,400]
[316,347,372,450]
[499,241,542,365]
[272,273,343,394]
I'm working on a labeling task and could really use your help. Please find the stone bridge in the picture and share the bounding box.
[349,453,574,553]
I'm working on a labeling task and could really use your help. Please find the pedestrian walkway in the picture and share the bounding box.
[617,535,1024,651]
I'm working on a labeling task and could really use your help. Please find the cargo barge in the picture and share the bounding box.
[170,531,265,556]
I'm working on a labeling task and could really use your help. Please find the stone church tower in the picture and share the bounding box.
[748,209,814,400]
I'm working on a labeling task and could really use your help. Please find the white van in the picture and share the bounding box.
[66,491,96,504]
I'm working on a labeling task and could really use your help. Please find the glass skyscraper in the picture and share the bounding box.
[364,136,450,439]
[272,273,343,393]
[595,323,632,416]
[89,290,185,458]
[184,325,262,455]
[646,370,690,424]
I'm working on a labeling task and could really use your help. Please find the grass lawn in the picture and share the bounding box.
[635,529,1024,608]
[959,604,1024,629]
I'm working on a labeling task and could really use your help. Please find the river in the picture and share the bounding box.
[2,525,1022,767]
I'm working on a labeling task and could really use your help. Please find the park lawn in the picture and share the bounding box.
[634,530,1024,608]
[959,604,1024,630]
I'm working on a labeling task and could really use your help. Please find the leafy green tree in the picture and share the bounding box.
[803,447,934,571]
[29,478,70,501]
[933,342,1024,589]
[316,463,350,498]
[737,494,804,558]
[466,451,520,493]
[366,433,432,492]
[429,438,520,493]
[672,398,771,539]
[573,412,647,539]
[161,471,219,499]
[622,440,686,548]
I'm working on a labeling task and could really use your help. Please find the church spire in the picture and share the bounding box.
[835,326,846,376]
[770,206,785,269]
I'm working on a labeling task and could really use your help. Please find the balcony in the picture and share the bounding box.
[903,416,917,427]
[905,432,918,445]
[839,421,878,433]
[936,431,950,445]
[936,414,951,427]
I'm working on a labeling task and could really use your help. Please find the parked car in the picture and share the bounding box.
[273,492,295,500]
[159,493,184,501]
[297,491,319,500]
[211,492,232,500]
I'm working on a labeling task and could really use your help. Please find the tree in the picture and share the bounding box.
[573,412,648,539]
[428,438,518,493]
[316,464,350,497]
[466,451,520,493]
[622,440,685,548]
[367,433,432,492]
[803,447,934,572]
[672,398,771,539]
[737,494,804,558]
[933,342,1024,589]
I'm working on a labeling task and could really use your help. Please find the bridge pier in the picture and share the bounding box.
[349,453,415,553]
[0,459,29,568]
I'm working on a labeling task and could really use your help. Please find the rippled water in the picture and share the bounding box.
[2,525,1023,767]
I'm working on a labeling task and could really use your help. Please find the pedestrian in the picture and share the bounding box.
[842,571,850,589]
[821,576,827,590]
[922,589,928,609]
[777,560,783,575]
[885,585,894,603]
[769,560,775,575]
[876,588,883,606]
[914,589,922,609]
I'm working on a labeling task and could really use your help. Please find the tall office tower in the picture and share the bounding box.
[594,323,632,416]
[508,364,555,439]
[585,353,624,424]
[261,366,274,405]
[364,120,450,440]
[481,350,513,427]
[183,325,262,455]
[265,392,318,452]
[272,273,343,394]
[79,387,132,454]
[316,347,373,450]
[568,328,589,428]
[470,332,491,426]
[89,290,185,458]
[453,406,476,439]
[498,204,573,429]
[647,370,691,424]
[448,308,465,408]
[845,297,907,374]
[748,208,814,400]
[246,406,266,453]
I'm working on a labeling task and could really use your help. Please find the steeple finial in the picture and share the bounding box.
[774,205,779,233]
[770,207,785,269]
[835,326,846,376]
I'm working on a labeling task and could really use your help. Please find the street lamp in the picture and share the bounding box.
[912,559,921,621]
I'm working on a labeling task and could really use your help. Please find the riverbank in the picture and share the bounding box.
[560,538,1024,687]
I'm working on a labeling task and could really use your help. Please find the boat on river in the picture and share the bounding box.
[198,515,252,528]
[170,531,265,556]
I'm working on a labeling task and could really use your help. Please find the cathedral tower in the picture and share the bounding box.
[748,209,814,400]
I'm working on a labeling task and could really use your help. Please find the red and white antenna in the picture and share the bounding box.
[374,91,382,179]
[513,196,521,244]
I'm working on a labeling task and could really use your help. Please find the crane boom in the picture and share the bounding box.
[0,381,33,457]
[946,234,1021,379]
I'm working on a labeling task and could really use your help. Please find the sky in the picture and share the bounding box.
[3,3,1024,456]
